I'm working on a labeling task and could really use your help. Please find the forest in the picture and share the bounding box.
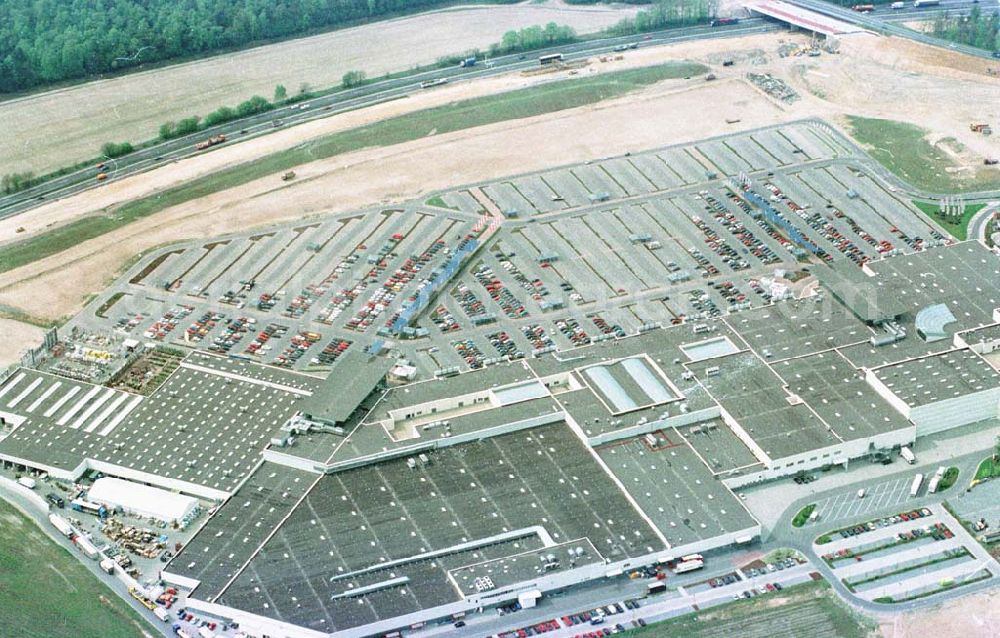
[0,0,516,93]
[931,7,1000,51]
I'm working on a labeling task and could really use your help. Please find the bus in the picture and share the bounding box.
[539,53,564,66]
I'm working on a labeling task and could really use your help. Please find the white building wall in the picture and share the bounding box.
[724,426,916,489]
[0,452,84,483]
[864,369,912,419]
[87,459,230,501]
[911,389,1000,436]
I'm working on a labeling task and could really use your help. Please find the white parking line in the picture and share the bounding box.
[808,476,924,528]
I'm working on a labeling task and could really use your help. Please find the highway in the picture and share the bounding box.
[1,0,993,221]
[787,0,1000,59]
[0,20,777,221]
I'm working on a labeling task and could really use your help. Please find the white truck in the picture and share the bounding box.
[910,473,924,497]
[48,513,74,538]
[99,557,116,574]
[154,607,169,622]
[75,535,99,560]
[900,446,916,464]
[17,476,36,489]
[928,466,946,493]
[673,559,705,574]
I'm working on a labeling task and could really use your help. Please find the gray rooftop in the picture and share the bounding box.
[873,349,1000,408]
[686,351,841,461]
[299,350,394,424]
[0,354,318,493]
[774,351,911,440]
[815,261,909,324]
[211,422,664,632]
[596,433,758,546]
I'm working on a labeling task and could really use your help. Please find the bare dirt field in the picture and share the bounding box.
[1,29,999,330]
[878,588,1000,637]
[0,318,44,368]
[0,0,640,177]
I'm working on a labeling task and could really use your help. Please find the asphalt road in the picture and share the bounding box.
[0,20,777,221]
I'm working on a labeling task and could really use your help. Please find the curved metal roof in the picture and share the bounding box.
[915,303,956,342]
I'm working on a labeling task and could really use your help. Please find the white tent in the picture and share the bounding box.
[88,477,197,523]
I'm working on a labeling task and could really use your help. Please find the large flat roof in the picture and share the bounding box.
[0,353,317,493]
[596,433,758,546]
[873,349,1000,408]
[686,351,840,460]
[209,423,664,632]
[299,350,394,423]
[773,351,911,439]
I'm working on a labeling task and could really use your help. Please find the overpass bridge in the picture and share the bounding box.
[745,0,867,36]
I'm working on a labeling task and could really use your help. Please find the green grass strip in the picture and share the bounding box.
[0,500,157,637]
[0,61,706,274]
[845,115,1000,195]
[912,200,984,241]
[792,503,816,528]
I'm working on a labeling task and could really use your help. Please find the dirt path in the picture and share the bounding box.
[0,0,640,176]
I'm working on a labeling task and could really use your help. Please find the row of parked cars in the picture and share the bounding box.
[837,508,932,538]
[496,619,559,638]
[734,581,783,599]
[562,600,641,628]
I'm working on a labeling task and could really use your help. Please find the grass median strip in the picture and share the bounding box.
[792,503,816,528]
[0,61,707,274]
[843,547,970,592]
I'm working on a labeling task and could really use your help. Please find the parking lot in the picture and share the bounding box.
[801,475,921,528]
[404,122,949,376]
[75,206,481,373]
[66,121,952,382]
[815,503,1000,604]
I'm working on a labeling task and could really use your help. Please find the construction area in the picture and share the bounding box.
[0,120,998,638]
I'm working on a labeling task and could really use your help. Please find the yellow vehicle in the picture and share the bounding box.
[128,586,157,611]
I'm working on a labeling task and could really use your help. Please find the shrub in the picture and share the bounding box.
[342,70,367,88]
[792,503,816,528]
[100,141,134,158]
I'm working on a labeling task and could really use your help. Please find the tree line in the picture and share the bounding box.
[0,0,518,93]
[1,0,716,194]
[488,23,580,56]
[606,0,714,36]
[931,7,1000,51]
